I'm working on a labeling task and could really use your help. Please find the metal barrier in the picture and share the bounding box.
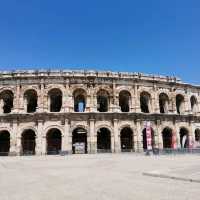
[97,149,112,153]
[151,148,200,155]
[21,150,35,156]
[0,152,9,156]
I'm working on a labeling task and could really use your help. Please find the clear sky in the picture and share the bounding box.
[0,0,199,84]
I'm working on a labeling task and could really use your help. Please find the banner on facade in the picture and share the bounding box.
[188,135,194,149]
[171,130,177,149]
[145,121,152,150]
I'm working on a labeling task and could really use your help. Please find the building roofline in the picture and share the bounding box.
[0,68,182,82]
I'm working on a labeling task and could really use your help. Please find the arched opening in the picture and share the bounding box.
[190,96,198,113]
[194,129,200,148]
[179,127,189,148]
[97,90,109,112]
[21,129,36,155]
[0,90,13,113]
[162,127,172,148]
[159,93,169,114]
[46,128,62,154]
[120,127,133,152]
[97,128,111,152]
[176,94,184,114]
[140,92,151,113]
[0,130,10,156]
[48,89,62,112]
[24,89,38,113]
[119,91,131,112]
[72,128,87,154]
[73,89,86,112]
[142,128,154,150]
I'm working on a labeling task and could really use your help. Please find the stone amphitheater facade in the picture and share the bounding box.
[0,69,200,155]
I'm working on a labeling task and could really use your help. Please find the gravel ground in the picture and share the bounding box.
[0,154,200,200]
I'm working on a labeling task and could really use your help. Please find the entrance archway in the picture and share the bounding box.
[97,128,111,153]
[24,89,38,113]
[72,128,87,154]
[119,91,131,112]
[142,128,154,150]
[140,92,151,113]
[48,89,62,112]
[21,129,36,155]
[162,128,172,148]
[0,90,14,113]
[0,130,10,156]
[46,128,62,154]
[120,127,133,152]
[97,90,109,112]
[179,127,189,148]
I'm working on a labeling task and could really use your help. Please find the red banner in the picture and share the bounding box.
[171,131,177,149]
[146,122,152,150]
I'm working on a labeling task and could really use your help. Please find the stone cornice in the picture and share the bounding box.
[1,112,200,123]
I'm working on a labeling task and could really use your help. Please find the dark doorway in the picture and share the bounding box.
[179,128,189,148]
[97,128,111,152]
[97,90,109,112]
[176,94,184,114]
[162,128,172,148]
[72,128,87,154]
[21,129,36,155]
[0,90,14,113]
[47,128,62,154]
[48,89,62,112]
[0,130,10,156]
[120,127,133,152]
[159,93,169,114]
[119,91,131,112]
[24,90,38,113]
[140,92,150,113]
[191,96,198,113]
[73,89,86,112]
[195,129,200,142]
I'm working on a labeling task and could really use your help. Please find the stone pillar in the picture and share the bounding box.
[174,122,180,148]
[185,96,191,114]
[10,120,18,155]
[13,81,20,113]
[171,93,177,114]
[133,126,138,152]
[135,119,143,152]
[89,119,96,153]
[62,119,70,153]
[36,120,43,155]
[68,91,73,112]
[130,90,135,112]
[113,119,120,153]
[153,90,160,113]
[134,85,140,113]
[156,120,163,149]
[23,97,27,113]
[188,121,194,147]
[93,94,98,112]
[111,128,115,153]
[16,128,21,156]
[0,99,3,114]
[19,87,24,113]
[38,81,45,112]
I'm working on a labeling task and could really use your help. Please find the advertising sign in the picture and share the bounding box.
[145,122,152,150]
[171,131,177,149]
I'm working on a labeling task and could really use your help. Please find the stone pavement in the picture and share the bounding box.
[0,154,200,200]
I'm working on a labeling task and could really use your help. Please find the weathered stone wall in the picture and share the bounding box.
[0,70,200,155]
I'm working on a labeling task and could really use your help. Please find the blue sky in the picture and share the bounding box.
[0,0,199,84]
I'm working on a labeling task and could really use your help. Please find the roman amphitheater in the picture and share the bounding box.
[0,69,200,156]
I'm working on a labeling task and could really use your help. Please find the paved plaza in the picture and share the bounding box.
[0,154,200,200]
